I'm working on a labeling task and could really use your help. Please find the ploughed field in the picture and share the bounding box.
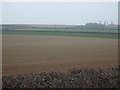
[2,68,120,88]
[3,34,118,76]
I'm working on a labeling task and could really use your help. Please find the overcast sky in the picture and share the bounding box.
[2,2,118,25]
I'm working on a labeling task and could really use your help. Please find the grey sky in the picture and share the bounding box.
[2,2,118,25]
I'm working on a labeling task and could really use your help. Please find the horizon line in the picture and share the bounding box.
[1,22,118,25]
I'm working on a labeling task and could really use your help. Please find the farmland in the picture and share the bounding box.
[2,24,118,76]
[3,34,118,76]
[2,24,119,88]
[2,24,118,39]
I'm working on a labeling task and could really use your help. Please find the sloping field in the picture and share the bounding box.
[2,34,118,76]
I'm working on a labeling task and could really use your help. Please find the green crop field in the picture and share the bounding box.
[12,28,118,33]
[2,29,118,39]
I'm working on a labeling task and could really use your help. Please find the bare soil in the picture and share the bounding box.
[2,34,118,76]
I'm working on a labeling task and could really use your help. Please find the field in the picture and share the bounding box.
[3,68,120,88]
[2,33,118,76]
[2,28,118,39]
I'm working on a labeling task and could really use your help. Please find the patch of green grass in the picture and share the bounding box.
[0,30,2,34]
[12,28,118,33]
[2,31,118,39]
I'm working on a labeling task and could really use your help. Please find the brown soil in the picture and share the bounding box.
[2,34,118,76]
